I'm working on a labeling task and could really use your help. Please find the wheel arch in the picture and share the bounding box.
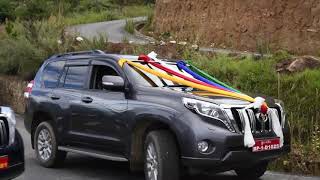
[31,110,56,149]
[128,116,181,172]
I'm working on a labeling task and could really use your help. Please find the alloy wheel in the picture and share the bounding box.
[37,128,52,161]
[146,142,159,180]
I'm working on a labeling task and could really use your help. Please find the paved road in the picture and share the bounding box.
[14,115,319,180]
[67,17,149,44]
[66,17,265,57]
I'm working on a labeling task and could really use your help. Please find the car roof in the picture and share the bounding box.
[45,50,177,65]
[46,50,140,63]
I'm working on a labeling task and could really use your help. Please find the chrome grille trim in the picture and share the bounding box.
[236,109,245,133]
[246,109,256,133]
[231,108,280,134]
[0,119,8,146]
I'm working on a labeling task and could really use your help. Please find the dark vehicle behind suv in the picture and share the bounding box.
[24,50,290,180]
[0,107,24,180]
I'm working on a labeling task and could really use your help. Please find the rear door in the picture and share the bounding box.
[52,59,91,144]
[27,59,66,136]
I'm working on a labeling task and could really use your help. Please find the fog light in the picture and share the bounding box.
[197,141,209,153]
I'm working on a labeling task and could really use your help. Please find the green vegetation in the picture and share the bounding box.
[64,5,153,25]
[0,0,153,78]
[0,0,153,24]
[125,19,135,34]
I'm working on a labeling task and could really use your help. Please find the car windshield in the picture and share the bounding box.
[123,61,196,88]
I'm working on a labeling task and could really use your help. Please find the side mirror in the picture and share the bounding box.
[102,75,125,90]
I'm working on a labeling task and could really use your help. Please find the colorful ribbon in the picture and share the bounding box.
[176,61,235,92]
[119,59,255,102]
[186,61,241,93]
[138,55,233,92]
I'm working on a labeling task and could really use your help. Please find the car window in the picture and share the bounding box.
[90,65,120,90]
[124,63,189,87]
[63,66,88,89]
[42,60,65,88]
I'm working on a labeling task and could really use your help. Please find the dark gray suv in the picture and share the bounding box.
[24,50,290,180]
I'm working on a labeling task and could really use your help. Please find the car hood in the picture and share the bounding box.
[137,86,252,106]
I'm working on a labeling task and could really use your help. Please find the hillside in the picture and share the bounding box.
[153,0,320,55]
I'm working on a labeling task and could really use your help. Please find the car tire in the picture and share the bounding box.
[144,130,180,180]
[235,161,268,180]
[34,121,67,168]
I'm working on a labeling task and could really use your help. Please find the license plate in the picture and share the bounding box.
[0,156,8,169]
[252,138,280,152]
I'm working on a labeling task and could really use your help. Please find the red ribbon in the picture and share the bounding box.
[138,54,232,92]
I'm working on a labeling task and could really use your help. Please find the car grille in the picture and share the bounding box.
[231,107,282,134]
[0,119,9,147]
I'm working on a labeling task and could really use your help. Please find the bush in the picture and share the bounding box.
[0,16,108,77]
[125,19,135,34]
[0,38,44,76]
[0,0,15,23]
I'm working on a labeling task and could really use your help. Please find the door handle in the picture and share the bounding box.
[49,93,60,100]
[82,97,93,103]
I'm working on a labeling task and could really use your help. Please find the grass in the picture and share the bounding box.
[125,19,135,34]
[64,5,153,25]
[64,11,121,25]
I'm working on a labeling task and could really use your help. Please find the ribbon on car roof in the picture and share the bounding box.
[118,58,254,102]
[118,55,283,148]
[138,54,233,92]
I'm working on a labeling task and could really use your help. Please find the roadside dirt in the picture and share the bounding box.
[106,42,193,59]
[153,0,320,55]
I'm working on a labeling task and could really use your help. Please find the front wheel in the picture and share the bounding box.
[34,121,67,168]
[235,161,268,180]
[144,130,180,180]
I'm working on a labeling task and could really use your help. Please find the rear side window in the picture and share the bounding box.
[42,60,65,88]
[63,66,88,89]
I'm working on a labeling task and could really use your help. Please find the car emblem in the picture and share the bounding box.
[258,113,268,123]
[256,112,268,132]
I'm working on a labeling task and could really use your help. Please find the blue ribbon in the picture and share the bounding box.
[176,61,236,92]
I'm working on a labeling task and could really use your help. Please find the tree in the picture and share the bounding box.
[0,0,15,23]
[14,0,53,21]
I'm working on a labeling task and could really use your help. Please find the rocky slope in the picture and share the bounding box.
[153,0,320,55]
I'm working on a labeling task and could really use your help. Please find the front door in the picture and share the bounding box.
[77,61,128,154]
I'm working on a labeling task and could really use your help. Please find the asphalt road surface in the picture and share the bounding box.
[14,114,319,180]
[67,17,149,44]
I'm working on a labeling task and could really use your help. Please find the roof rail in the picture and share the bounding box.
[50,50,105,59]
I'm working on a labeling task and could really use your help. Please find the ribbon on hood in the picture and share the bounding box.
[186,61,241,93]
[138,54,233,92]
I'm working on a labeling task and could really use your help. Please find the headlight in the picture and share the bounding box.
[182,97,235,132]
[0,107,16,145]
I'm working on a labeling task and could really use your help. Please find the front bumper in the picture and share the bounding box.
[175,111,291,173]
[182,145,290,172]
[0,130,25,180]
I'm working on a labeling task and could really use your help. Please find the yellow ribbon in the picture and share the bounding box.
[119,59,255,102]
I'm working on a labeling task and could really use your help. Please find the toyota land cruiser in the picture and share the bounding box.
[24,50,290,180]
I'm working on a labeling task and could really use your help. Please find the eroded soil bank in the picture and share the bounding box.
[153,0,320,55]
